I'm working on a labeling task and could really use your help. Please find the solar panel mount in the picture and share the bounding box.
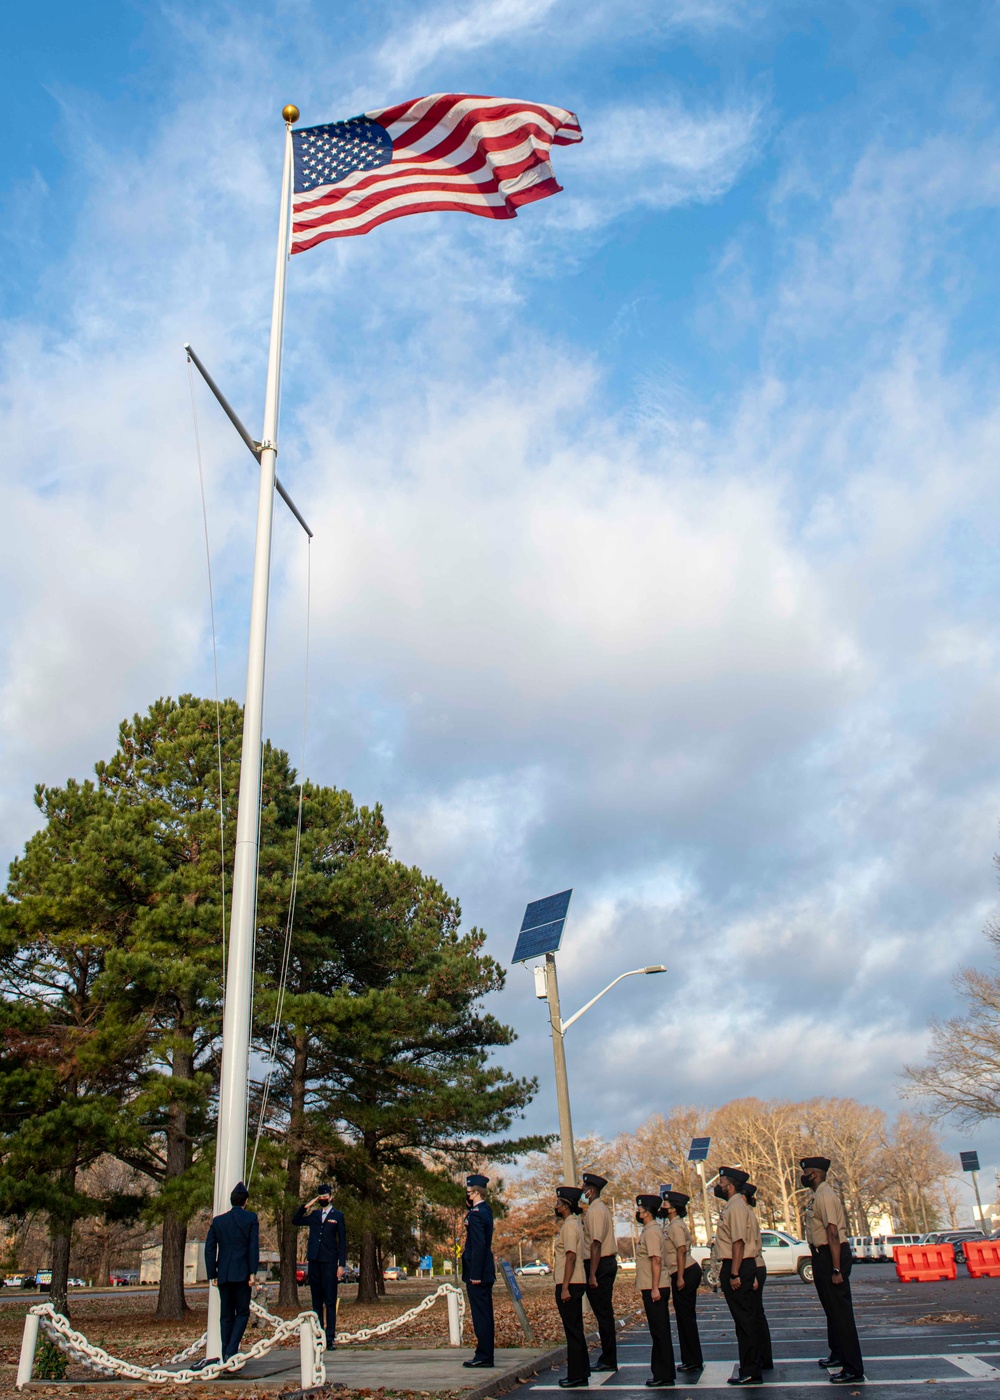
[512,889,573,964]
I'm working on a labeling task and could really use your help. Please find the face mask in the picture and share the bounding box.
[714,1184,728,1199]
[635,1210,644,1223]
[800,1174,813,1189]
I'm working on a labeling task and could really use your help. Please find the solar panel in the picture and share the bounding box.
[960,1151,980,1173]
[511,889,573,964]
[687,1137,711,1162]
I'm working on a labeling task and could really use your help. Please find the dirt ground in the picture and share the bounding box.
[0,1275,643,1400]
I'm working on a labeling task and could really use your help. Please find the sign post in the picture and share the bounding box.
[499,1259,534,1341]
[961,1151,986,1228]
[689,1138,713,1245]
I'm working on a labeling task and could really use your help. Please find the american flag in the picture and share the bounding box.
[291,93,582,251]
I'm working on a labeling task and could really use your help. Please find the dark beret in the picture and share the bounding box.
[719,1166,750,1188]
[800,1157,831,1171]
[582,1173,608,1190]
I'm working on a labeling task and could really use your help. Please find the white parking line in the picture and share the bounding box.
[950,1356,1000,1379]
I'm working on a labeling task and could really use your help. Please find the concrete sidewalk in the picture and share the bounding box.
[25,1344,562,1394]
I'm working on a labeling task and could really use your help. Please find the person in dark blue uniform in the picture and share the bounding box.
[293,1184,347,1348]
[204,1182,260,1362]
[461,1173,496,1369]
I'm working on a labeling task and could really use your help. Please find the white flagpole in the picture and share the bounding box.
[206,102,299,1359]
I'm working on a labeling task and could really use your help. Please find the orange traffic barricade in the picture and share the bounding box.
[964,1239,1000,1278]
[893,1242,956,1281]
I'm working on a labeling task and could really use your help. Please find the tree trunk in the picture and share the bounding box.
[278,1036,309,1307]
[155,1040,194,1320]
[97,1230,113,1289]
[376,1240,386,1296]
[358,1229,379,1304]
[157,1213,189,1319]
[49,1164,76,1318]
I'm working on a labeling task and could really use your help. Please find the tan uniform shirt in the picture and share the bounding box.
[635,1220,667,1291]
[715,1194,761,1261]
[662,1216,691,1276]
[582,1198,617,1258]
[806,1182,848,1247]
[555,1214,587,1285]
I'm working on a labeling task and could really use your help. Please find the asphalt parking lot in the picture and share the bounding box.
[513,1262,1000,1394]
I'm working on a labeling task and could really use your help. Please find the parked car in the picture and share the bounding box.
[922,1229,986,1264]
[110,1270,139,1286]
[68,1278,87,1288]
[515,1262,552,1276]
[693,1231,814,1285]
[382,1267,405,1280]
[616,1256,637,1272]
[848,1235,877,1261]
[5,1275,24,1289]
[872,1233,923,1261]
[342,1266,360,1283]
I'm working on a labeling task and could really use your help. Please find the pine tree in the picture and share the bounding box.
[0,780,150,1314]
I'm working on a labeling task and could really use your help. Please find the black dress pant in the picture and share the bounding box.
[308,1259,339,1343]
[720,1259,763,1380]
[586,1254,618,1366]
[640,1288,676,1382]
[812,1245,863,1376]
[555,1283,590,1382]
[670,1264,703,1368]
[466,1282,495,1363]
[218,1280,251,1359]
[754,1264,773,1369]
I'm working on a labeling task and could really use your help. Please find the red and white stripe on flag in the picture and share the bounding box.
[291,93,582,250]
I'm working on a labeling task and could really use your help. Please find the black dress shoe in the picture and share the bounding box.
[645,1380,675,1388]
[592,1363,618,1372]
[558,1379,589,1388]
[727,1377,763,1386]
[829,1372,865,1385]
[187,1357,220,1371]
[678,1364,703,1373]
[818,1356,841,1369]
[463,1359,495,1368]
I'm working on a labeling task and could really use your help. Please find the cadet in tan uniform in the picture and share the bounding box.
[660,1191,703,1372]
[801,1155,864,1385]
[635,1194,676,1387]
[582,1172,618,1372]
[714,1166,763,1386]
[554,1186,590,1389]
[741,1184,772,1372]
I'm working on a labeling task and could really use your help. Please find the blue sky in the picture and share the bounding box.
[4,0,1000,1218]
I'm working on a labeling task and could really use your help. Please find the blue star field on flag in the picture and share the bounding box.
[292,118,393,193]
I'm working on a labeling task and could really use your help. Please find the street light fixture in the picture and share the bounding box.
[538,957,667,1186]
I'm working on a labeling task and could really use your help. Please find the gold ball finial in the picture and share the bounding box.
[283,104,300,125]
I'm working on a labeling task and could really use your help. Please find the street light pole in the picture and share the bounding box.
[696,1161,713,1246]
[543,953,577,1186]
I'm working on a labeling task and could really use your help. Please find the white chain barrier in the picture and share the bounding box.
[17,1282,466,1388]
[19,1301,326,1388]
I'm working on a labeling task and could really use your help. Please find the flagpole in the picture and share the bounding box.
[206,102,298,1359]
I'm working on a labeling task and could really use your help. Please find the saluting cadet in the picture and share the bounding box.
[741,1184,772,1372]
[660,1191,703,1373]
[714,1166,764,1386]
[801,1156,864,1386]
[554,1186,590,1389]
[635,1194,676,1388]
[582,1171,618,1373]
[292,1185,347,1349]
[461,1174,496,1370]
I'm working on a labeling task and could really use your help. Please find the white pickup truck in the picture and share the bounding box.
[692,1229,814,1285]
